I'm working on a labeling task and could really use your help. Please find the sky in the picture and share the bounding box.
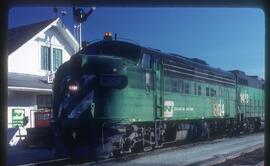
[8,7,265,78]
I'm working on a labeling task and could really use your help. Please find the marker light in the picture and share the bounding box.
[104,32,113,40]
[105,32,112,36]
[69,84,79,92]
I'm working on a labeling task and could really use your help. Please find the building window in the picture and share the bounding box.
[41,46,63,71]
[41,46,51,70]
[53,48,63,71]
[37,95,52,109]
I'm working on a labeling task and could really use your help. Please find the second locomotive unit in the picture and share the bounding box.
[52,33,264,158]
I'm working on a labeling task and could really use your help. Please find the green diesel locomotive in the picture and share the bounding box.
[52,34,264,158]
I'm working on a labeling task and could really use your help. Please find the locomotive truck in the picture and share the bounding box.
[52,33,264,158]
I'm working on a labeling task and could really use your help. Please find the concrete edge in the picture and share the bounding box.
[18,158,70,166]
[198,143,264,166]
[255,161,264,166]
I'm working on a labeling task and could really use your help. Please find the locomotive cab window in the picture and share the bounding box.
[141,53,151,70]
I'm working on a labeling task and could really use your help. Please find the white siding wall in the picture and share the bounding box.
[8,27,74,76]
[8,21,78,129]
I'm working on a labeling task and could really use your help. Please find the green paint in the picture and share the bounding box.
[236,85,264,118]
[12,109,25,127]
[56,52,264,124]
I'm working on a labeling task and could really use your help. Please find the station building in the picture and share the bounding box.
[8,18,79,128]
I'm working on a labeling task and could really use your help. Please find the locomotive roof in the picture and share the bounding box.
[81,40,262,88]
[79,40,142,62]
[230,70,264,89]
[161,52,235,80]
[141,42,236,84]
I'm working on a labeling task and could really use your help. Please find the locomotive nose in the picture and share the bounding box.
[58,75,96,119]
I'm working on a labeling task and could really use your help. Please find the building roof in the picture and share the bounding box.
[8,18,57,55]
[8,72,52,92]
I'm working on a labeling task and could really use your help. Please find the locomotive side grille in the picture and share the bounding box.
[163,60,236,87]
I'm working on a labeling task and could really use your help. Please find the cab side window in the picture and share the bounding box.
[141,53,151,69]
[141,53,152,93]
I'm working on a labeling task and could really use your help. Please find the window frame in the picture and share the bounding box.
[40,44,64,72]
[53,47,63,71]
[40,45,51,71]
[141,53,152,70]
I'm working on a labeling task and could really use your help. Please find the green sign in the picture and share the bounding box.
[12,109,25,127]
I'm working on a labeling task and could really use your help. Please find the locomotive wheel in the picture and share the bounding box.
[187,124,198,141]
[254,119,261,131]
[131,141,144,153]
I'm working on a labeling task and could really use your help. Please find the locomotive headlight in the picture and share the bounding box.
[69,83,79,92]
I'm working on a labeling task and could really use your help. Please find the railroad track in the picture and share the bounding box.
[19,131,263,166]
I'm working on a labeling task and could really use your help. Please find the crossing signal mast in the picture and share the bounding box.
[73,7,96,50]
